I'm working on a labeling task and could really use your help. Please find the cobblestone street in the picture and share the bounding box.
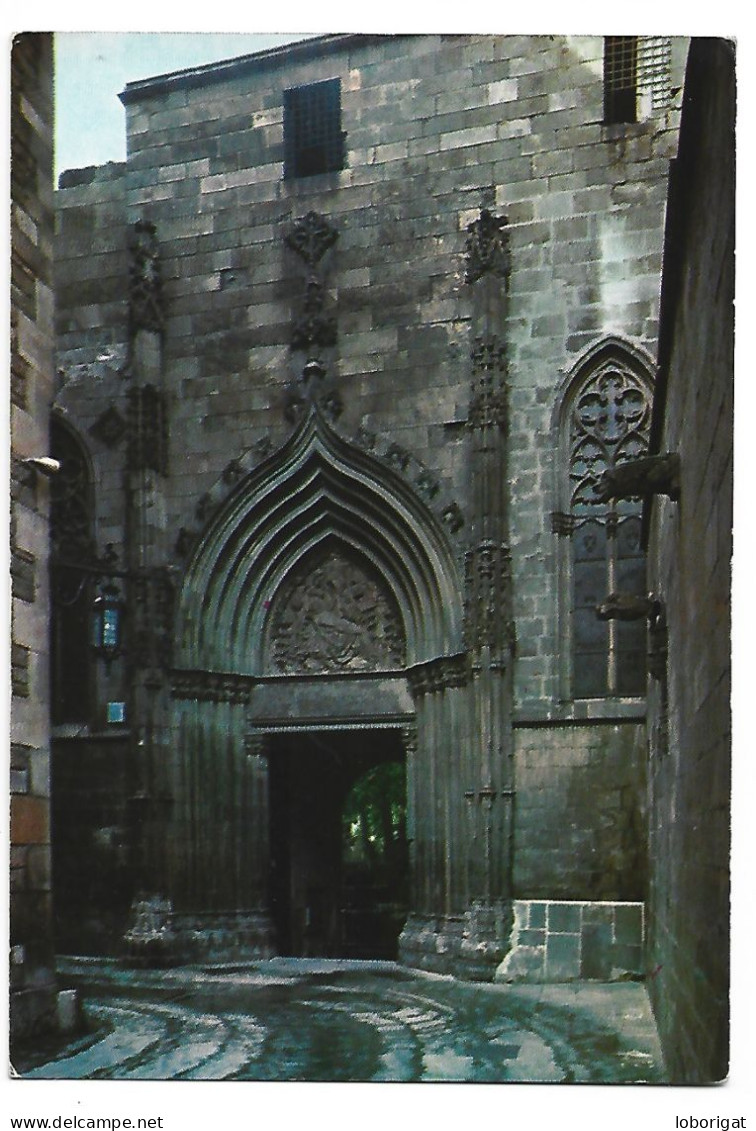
[15,958,665,1083]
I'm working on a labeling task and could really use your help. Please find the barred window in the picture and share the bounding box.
[284,78,344,179]
[603,36,638,124]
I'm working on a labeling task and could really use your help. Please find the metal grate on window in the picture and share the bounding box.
[284,78,344,179]
[637,36,672,112]
[603,36,638,124]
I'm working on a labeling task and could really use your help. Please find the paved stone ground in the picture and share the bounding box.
[14,958,665,1083]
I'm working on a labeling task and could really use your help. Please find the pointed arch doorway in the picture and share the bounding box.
[267,725,409,959]
[170,408,465,963]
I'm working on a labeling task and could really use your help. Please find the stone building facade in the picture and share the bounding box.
[10,32,61,1045]
[50,35,689,982]
[644,39,734,1083]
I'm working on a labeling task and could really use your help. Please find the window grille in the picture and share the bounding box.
[637,37,672,112]
[566,356,652,697]
[284,78,344,179]
[603,36,638,124]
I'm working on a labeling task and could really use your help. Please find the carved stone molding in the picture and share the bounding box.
[471,335,508,374]
[171,669,252,704]
[89,405,127,448]
[291,276,338,352]
[269,548,405,674]
[440,502,465,534]
[285,211,338,268]
[172,437,275,561]
[283,362,343,425]
[464,209,510,285]
[285,213,339,362]
[464,539,515,653]
[406,653,469,698]
[129,220,164,334]
[468,335,508,430]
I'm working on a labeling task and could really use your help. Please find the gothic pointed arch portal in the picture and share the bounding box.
[168,407,465,960]
[175,406,463,675]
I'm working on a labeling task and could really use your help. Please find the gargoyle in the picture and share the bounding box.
[594,453,680,503]
[596,593,658,621]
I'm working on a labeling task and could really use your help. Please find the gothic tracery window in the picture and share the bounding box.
[564,349,652,698]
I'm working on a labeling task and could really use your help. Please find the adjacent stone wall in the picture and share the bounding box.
[514,722,646,900]
[645,38,734,1084]
[10,32,59,1046]
[51,737,133,954]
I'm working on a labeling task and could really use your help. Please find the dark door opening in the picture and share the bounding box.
[268,728,408,959]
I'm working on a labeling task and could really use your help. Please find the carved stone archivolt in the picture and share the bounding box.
[352,424,466,543]
[268,548,405,674]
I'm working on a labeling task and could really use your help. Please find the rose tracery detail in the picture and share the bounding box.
[569,365,651,509]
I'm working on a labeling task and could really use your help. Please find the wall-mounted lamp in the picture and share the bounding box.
[92,583,125,661]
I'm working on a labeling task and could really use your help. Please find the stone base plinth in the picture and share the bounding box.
[399,901,512,981]
[172,910,277,963]
[495,900,644,983]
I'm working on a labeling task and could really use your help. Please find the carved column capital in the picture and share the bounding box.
[406,654,469,698]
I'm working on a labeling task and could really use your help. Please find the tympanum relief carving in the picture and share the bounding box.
[268,549,405,674]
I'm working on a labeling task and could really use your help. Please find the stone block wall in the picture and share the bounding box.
[496,899,644,982]
[645,39,734,1083]
[513,722,646,900]
[10,32,59,1046]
